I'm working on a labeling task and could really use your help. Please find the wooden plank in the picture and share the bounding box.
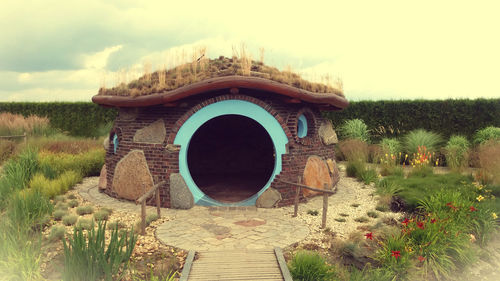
[179,250,196,281]
[274,247,293,281]
[279,179,335,194]
[188,250,284,281]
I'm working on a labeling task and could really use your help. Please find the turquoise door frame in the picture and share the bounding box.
[173,100,288,206]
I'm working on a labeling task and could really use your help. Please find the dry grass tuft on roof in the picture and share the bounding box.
[98,56,344,97]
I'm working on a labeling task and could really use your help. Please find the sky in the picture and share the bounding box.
[1,0,499,102]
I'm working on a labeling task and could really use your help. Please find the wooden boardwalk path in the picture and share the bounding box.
[182,248,292,281]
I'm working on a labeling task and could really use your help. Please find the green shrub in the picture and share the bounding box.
[367,211,379,218]
[474,126,500,144]
[67,194,77,200]
[445,135,470,169]
[0,219,44,281]
[346,161,366,178]
[404,129,443,155]
[107,221,126,230]
[288,251,336,281]
[62,215,78,226]
[55,202,69,210]
[8,189,54,227]
[76,205,94,215]
[29,170,82,199]
[48,225,66,242]
[54,209,68,221]
[359,168,378,185]
[0,148,39,209]
[380,138,402,156]
[339,119,370,142]
[146,213,159,225]
[334,218,346,222]
[375,233,412,280]
[354,217,369,223]
[338,139,369,162]
[76,219,93,231]
[38,149,105,178]
[62,221,137,281]
[68,199,79,208]
[54,195,66,203]
[376,205,389,212]
[306,210,319,216]
[94,209,111,221]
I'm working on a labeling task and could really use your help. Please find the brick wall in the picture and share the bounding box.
[103,88,336,207]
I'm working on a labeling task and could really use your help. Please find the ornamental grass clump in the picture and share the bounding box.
[404,129,442,156]
[338,139,369,162]
[48,225,66,242]
[62,215,78,226]
[474,126,500,144]
[380,138,402,156]
[62,221,137,281]
[445,135,470,170]
[339,119,370,142]
[477,141,500,185]
[288,251,336,281]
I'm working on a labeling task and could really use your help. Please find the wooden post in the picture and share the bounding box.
[23,132,27,145]
[156,188,161,217]
[141,201,146,235]
[293,176,301,217]
[321,184,328,229]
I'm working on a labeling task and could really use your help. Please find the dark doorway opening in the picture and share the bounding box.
[187,115,275,203]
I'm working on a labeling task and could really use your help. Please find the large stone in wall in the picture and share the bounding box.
[112,150,154,200]
[133,119,166,144]
[169,173,194,209]
[103,137,109,150]
[318,120,338,145]
[302,155,334,197]
[256,188,282,208]
[98,164,107,190]
[118,108,138,121]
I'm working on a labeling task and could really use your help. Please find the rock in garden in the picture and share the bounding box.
[112,150,154,200]
[318,120,338,145]
[169,173,194,209]
[256,188,282,208]
[133,119,166,144]
[98,164,107,190]
[302,155,333,197]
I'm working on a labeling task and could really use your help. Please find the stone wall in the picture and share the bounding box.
[103,88,338,207]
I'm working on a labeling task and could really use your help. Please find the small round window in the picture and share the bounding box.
[112,133,119,154]
[297,114,308,138]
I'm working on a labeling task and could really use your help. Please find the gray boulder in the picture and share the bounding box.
[170,173,194,209]
[256,188,282,208]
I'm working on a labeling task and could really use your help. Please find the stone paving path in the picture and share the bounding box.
[76,178,309,251]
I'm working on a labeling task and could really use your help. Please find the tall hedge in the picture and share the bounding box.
[1,99,498,139]
[324,99,500,141]
[0,102,117,137]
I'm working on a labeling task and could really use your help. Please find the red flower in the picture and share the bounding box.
[365,232,373,240]
[470,206,477,212]
[431,218,437,224]
[446,202,453,207]
[417,221,425,229]
[402,218,409,226]
[391,250,401,259]
[418,256,425,262]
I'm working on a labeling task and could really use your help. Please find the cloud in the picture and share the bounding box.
[1,0,499,102]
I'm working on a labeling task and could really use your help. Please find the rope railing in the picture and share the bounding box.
[135,181,166,235]
[278,176,336,229]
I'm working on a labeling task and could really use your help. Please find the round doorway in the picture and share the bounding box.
[173,99,288,206]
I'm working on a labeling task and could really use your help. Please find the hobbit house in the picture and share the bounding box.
[92,56,349,208]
